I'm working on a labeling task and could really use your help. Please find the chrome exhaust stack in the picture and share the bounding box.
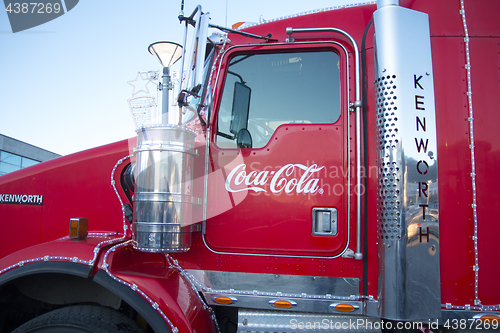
[128,36,202,253]
[374,0,441,321]
[132,125,198,253]
[129,6,211,253]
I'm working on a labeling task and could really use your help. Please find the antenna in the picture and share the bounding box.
[225,0,228,27]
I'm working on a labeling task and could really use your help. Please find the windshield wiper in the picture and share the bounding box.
[209,23,272,42]
[178,2,272,41]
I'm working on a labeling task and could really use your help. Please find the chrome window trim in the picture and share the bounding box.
[286,28,363,261]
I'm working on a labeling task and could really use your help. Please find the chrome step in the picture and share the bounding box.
[237,309,382,333]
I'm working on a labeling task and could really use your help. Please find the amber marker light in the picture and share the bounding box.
[213,296,236,305]
[477,314,500,324]
[232,22,245,29]
[69,218,88,239]
[269,300,297,309]
[331,303,358,312]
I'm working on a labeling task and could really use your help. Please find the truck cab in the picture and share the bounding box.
[1,0,499,332]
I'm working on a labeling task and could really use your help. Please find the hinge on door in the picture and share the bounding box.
[349,100,362,112]
[285,27,295,43]
[342,248,355,259]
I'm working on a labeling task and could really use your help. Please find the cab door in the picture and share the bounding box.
[204,43,351,257]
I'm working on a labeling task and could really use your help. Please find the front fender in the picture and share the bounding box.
[97,241,218,333]
[0,237,217,332]
[0,235,114,279]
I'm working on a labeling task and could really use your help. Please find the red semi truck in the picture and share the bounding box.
[1,0,499,332]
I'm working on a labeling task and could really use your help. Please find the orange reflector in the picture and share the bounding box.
[232,22,245,29]
[69,218,88,239]
[479,315,500,324]
[272,300,295,309]
[214,296,235,305]
[334,304,356,312]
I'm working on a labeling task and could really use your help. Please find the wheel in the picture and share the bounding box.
[12,305,145,333]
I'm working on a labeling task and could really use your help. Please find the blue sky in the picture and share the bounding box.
[0,1,369,155]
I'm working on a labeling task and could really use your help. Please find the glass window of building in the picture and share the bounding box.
[0,150,40,176]
[21,157,39,168]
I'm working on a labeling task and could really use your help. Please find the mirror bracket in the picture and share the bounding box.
[177,89,206,127]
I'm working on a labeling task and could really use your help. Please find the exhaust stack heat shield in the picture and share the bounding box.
[132,125,199,252]
[374,3,440,321]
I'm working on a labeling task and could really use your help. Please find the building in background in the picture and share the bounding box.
[0,134,61,176]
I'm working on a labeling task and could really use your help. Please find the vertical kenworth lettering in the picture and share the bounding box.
[374,2,440,321]
[1,0,499,332]
[414,73,432,243]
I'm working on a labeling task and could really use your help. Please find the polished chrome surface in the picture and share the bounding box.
[191,12,210,92]
[187,270,359,298]
[374,5,440,320]
[179,6,209,96]
[204,290,372,315]
[178,267,377,320]
[285,28,363,260]
[180,269,379,316]
[440,309,500,325]
[444,302,500,312]
[186,270,369,314]
[312,207,338,236]
[204,292,364,315]
[132,125,199,252]
[377,0,399,9]
[132,223,195,252]
[134,192,202,205]
[237,309,382,333]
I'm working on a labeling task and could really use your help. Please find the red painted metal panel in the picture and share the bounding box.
[464,0,500,37]
[468,37,500,306]
[432,35,476,306]
[38,140,134,243]
[0,139,134,259]
[206,125,348,256]
[234,5,375,48]
[106,244,218,333]
[0,204,41,259]
[430,0,500,309]
[401,0,463,37]
[364,44,381,299]
[0,237,106,273]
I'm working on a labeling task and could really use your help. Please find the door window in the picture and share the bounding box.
[216,51,341,148]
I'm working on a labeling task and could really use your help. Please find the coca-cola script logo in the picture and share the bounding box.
[225,163,324,194]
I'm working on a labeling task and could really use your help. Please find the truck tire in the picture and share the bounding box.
[12,305,145,333]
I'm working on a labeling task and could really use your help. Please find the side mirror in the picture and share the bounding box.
[230,82,251,136]
[237,129,252,149]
